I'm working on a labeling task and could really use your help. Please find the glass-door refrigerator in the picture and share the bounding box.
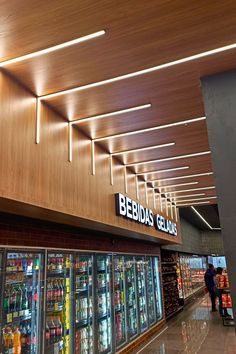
[124,256,138,341]
[113,255,127,350]
[145,256,156,326]
[153,257,162,321]
[1,251,44,354]
[45,252,73,354]
[95,254,112,354]
[74,254,94,354]
[136,256,148,333]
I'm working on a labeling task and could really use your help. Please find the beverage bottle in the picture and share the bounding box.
[47,280,53,307]
[3,286,10,313]
[55,316,63,341]
[16,285,22,312]
[10,286,17,313]
[58,279,64,302]
[22,258,28,272]
[53,280,58,304]
[13,327,21,354]
[45,321,50,346]
[6,327,14,354]
[26,323,31,349]
[20,324,26,350]
[49,317,56,344]
[27,259,33,273]
[22,284,28,310]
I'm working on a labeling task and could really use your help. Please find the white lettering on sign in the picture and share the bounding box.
[115,193,177,236]
[115,193,154,227]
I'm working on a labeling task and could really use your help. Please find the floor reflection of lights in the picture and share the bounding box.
[133,295,236,354]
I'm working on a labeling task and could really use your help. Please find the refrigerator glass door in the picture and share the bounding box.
[2,251,44,354]
[75,254,94,354]
[96,255,112,354]
[153,257,163,321]
[136,256,148,332]
[113,255,127,349]
[146,257,156,326]
[46,252,73,354]
[124,256,138,340]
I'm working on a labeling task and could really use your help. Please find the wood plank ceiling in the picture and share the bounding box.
[2,0,236,207]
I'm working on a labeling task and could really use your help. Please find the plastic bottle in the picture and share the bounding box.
[13,327,21,354]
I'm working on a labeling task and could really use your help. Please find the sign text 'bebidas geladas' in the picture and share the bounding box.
[115,193,177,236]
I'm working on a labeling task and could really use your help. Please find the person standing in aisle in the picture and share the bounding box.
[204,264,217,311]
[215,267,231,317]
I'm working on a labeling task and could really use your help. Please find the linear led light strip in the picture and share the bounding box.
[166,186,216,195]
[71,103,151,124]
[126,151,211,167]
[149,172,213,183]
[175,196,217,202]
[136,166,190,177]
[93,116,205,176]
[191,206,221,230]
[111,142,175,156]
[0,30,106,67]
[68,102,151,162]
[109,142,175,183]
[93,116,206,142]
[39,42,236,99]
[173,193,206,199]
[177,201,211,206]
[156,181,199,189]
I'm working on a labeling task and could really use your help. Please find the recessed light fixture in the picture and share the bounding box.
[177,201,211,206]
[94,117,206,142]
[136,166,190,176]
[71,103,151,124]
[0,30,106,67]
[172,193,206,199]
[155,181,199,189]
[40,42,236,99]
[111,142,175,156]
[126,151,211,167]
[166,186,216,194]
[191,206,221,230]
[175,196,217,202]
[151,172,213,183]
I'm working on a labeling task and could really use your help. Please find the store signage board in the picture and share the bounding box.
[115,193,177,236]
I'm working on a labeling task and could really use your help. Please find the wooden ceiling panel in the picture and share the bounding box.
[150,175,215,188]
[44,63,203,120]
[130,154,213,174]
[2,1,236,97]
[96,120,209,156]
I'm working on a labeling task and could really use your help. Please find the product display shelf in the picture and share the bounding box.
[161,250,181,319]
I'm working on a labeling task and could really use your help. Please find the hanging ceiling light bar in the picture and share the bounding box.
[40,42,236,99]
[174,196,217,202]
[177,201,211,206]
[126,151,211,167]
[191,206,221,230]
[172,193,206,199]
[136,166,190,177]
[0,30,106,67]
[150,172,213,183]
[111,142,175,156]
[166,186,216,194]
[156,181,199,189]
[71,103,151,124]
[93,117,205,142]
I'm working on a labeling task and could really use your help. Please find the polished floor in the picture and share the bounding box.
[133,295,236,354]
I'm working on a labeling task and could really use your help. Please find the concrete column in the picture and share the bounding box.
[202,69,236,323]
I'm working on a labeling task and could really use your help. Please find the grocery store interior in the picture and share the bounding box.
[0,1,236,354]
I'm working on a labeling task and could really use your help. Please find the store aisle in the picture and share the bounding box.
[133,295,236,354]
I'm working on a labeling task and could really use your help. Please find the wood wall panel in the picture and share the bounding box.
[0,72,181,245]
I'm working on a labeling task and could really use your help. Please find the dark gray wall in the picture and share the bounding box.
[163,217,224,255]
[201,69,236,323]
[201,230,224,255]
